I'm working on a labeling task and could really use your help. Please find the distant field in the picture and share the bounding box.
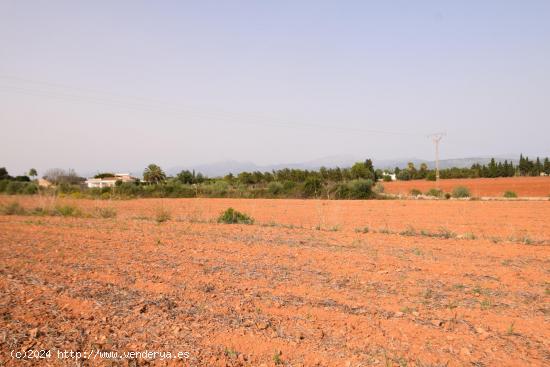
[383,176,550,197]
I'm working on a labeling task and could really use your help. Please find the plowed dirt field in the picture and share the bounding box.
[383,176,550,197]
[1,196,549,366]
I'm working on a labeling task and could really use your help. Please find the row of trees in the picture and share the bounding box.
[393,156,550,181]
[0,167,37,182]
[0,168,39,195]
[1,154,548,199]
[518,155,550,176]
[219,160,379,186]
[135,162,377,199]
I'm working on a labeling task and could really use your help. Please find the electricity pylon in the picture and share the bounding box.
[427,132,446,184]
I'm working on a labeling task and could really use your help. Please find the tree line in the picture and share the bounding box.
[394,155,550,181]
[1,154,548,198]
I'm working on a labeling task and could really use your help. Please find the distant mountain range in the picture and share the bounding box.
[166,155,520,177]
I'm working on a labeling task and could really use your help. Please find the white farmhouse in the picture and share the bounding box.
[381,172,397,181]
[85,173,137,188]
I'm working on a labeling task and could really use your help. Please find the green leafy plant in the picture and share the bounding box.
[54,205,82,217]
[503,191,517,198]
[273,351,282,365]
[217,208,254,224]
[452,186,471,198]
[409,188,422,196]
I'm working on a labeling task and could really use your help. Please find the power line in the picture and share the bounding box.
[0,75,422,137]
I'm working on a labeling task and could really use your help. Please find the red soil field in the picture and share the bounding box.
[1,197,549,366]
[383,176,550,197]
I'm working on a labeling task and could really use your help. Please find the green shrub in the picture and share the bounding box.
[503,191,517,198]
[425,188,443,197]
[382,175,392,182]
[58,183,81,194]
[333,179,374,199]
[0,180,9,192]
[217,208,254,224]
[303,177,322,198]
[5,181,25,194]
[347,179,374,199]
[282,181,296,192]
[54,205,82,217]
[1,201,26,215]
[268,182,284,196]
[409,188,422,196]
[114,182,144,198]
[452,186,471,198]
[200,180,229,197]
[22,184,38,195]
[396,170,411,181]
[425,172,436,181]
[210,180,229,196]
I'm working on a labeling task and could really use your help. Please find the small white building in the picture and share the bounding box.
[85,173,136,188]
[381,172,397,181]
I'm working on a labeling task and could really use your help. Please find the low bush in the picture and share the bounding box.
[409,188,422,196]
[54,205,82,217]
[303,177,322,198]
[22,184,38,195]
[217,208,254,224]
[452,186,471,198]
[425,188,443,197]
[0,180,9,192]
[4,181,37,195]
[332,179,375,200]
[425,172,436,181]
[155,207,171,223]
[5,181,24,194]
[396,170,411,181]
[268,182,284,196]
[503,191,517,198]
[96,207,117,218]
[1,201,26,215]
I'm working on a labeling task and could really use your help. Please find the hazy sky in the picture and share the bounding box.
[1,1,549,176]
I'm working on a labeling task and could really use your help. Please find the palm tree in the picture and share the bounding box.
[143,164,166,184]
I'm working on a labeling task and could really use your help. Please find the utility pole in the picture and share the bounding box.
[427,132,446,185]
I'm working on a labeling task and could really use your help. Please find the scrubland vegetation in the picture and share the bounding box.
[1,154,549,201]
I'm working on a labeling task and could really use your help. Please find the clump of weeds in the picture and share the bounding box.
[155,207,172,223]
[217,207,254,224]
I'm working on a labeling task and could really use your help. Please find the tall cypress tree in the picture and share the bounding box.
[535,157,543,176]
